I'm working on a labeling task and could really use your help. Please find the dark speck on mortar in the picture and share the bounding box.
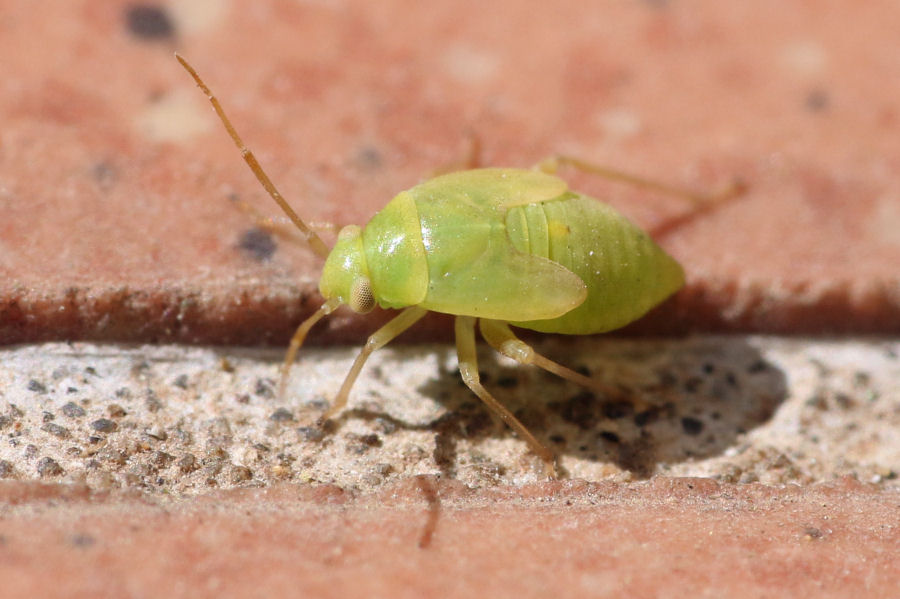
[599,430,621,444]
[681,416,705,436]
[205,446,228,461]
[725,372,739,388]
[0,460,13,478]
[297,426,325,442]
[255,378,275,399]
[108,404,127,418]
[346,433,382,454]
[601,400,634,420]
[98,448,128,466]
[37,457,64,477]
[145,394,163,412]
[683,377,703,393]
[41,423,71,439]
[305,398,329,411]
[173,374,189,389]
[91,418,118,433]
[27,379,47,393]
[853,371,871,388]
[229,465,253,484]
[177,454,197,473]
[634,406,661,427]
[270,408,295,422]
[373,417,397,435]
[61,401,86,418]
[747,360,769,373]
[151,451,174,467]
[496,375,518,388]
[555,391,599,430]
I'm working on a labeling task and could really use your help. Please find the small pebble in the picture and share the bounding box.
[91,418,118,433]
[41,423,71,439]
[229,465,253,484]
[177,454,197,473]
[269,408,295,422]
[27,380,47,393]
[61,402,86,418]
[108,404,127,418]
[37,457,64,477]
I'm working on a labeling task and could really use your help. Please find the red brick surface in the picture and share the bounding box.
[2,1,898,344]
[3,477,899,599]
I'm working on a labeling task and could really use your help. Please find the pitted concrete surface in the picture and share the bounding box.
[2,337,897,494]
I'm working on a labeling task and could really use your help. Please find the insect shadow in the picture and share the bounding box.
[408,335,788,479]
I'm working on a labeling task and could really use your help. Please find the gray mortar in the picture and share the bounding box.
[0,337,897,494]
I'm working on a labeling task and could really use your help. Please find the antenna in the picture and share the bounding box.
[176,53,331,259]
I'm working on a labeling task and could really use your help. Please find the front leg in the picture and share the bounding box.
[320,306,427,422]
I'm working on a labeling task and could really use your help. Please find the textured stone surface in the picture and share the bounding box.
[1,338,897,492]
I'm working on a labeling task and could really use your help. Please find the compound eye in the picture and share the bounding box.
[349,277,375,314]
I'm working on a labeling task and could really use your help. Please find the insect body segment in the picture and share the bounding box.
[178,54,718,477]
[322,167,683,332]
[506,194,685,334]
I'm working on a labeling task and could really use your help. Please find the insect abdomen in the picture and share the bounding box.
[506,195,684,334]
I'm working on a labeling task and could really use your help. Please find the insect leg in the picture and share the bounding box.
[278,298,341,399]
[536,154,746,210]
[479,319,626,400]
[321,306,428,422]
[427,134,482,177]
[455,316,557,477]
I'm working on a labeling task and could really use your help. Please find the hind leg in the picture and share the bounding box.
[455,316,557,477]
[479,320,630,399]
[536,154,746,208]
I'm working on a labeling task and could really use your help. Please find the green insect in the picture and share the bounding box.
[178,55,738,476]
